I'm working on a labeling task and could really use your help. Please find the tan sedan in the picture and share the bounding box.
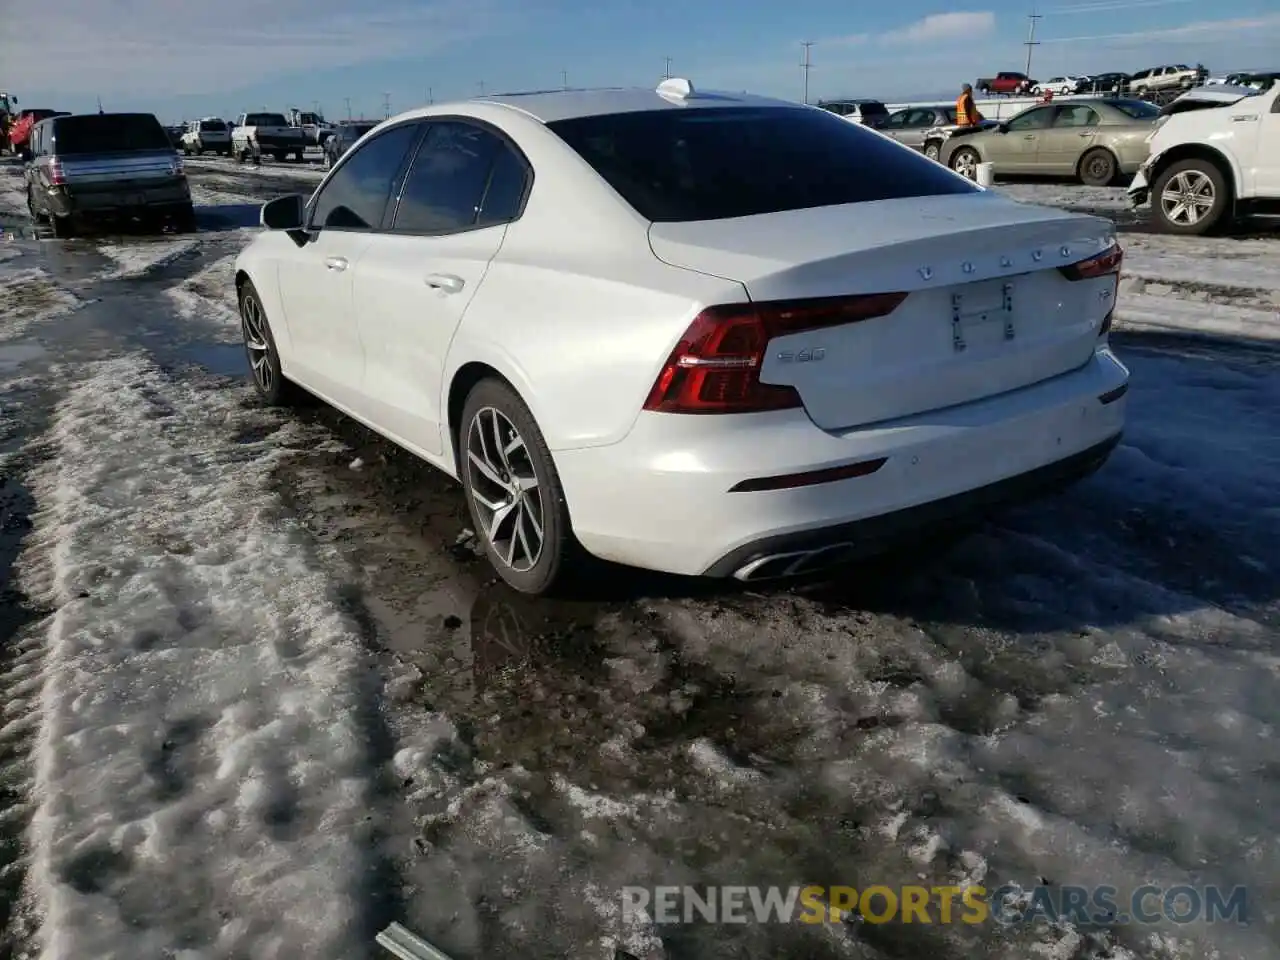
[933,98,1160,186]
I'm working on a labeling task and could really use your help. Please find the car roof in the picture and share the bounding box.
[388,81,800,126]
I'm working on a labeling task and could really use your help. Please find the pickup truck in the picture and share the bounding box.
[22,111,194,237]
[976,72,1033,96]
[1128,83,1280,234]
[286,109,333,147]
[230,112,307,163]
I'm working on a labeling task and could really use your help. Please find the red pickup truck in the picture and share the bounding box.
[975,73,1034,96]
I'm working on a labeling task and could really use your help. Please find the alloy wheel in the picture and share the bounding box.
[465,407,544,573]
[953,151,978,179]
[1160,170,1214,226]
[240,294,274,394]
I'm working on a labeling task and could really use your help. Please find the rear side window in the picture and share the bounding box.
[391,121,526,234]
[546,106,977,223]
[51,114,171,154]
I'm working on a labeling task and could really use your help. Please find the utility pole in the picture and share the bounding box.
[427,87,433,104]
[383,92,391,118]
[344,97,352,121]
[477,80,486,95]
[562,69,569,90]
[663,57,672,79]
[801,41,814,105]
[1024,6,1042,77]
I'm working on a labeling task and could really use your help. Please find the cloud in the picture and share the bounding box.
[1039,12,1280,45]
[835,12,996,47]
[5,0,509,97]
[1041,0,1194,13]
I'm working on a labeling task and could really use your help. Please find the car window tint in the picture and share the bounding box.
[1109,99,1159,120]
[1007,107,1053,131]
[547,106,977,223]
[905,109,936,127]
[880,111,907,129]
[476,144,528,227]
[1053,106,1099,127]
[311,123,420,231]
[392,122,510,233]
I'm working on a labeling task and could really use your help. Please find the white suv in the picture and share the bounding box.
[1128,83,1280,233]
[180,118,231,156]
[1128,65,1201,95]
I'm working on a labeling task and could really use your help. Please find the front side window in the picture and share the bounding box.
[391,121,526,234]
[310,122,421,230]
[547,106,977,223]
[1006,107,1054,131]
[879,111,908,129]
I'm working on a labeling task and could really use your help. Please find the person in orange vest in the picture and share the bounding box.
[955,83,983,127]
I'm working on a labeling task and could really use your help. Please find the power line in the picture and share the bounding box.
[1024,7,1043,76]
[800,41,815,105]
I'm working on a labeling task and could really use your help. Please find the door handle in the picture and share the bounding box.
[1023,134,1036,140]
[424,273,464,293]
[1229,115,1257,122]
[1077,131,1094,137]
[324,256,348,271]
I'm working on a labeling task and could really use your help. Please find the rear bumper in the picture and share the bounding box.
[49,177,191,217]
[247,135,306,151]
[555,347,1129,578]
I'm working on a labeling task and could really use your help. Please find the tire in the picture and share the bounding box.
[1150,158,1229,236]
[238,279,303,406]
[173,203,198,234]
[49,212,75,238]
[950,146,981,180]
[1078,148,1117,187]
[459,379,578,595]
[923,140,941,162]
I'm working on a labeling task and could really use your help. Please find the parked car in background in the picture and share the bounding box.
[321,120,377,169]
[938,98,1160,186]
[1222,71,1280,92]
[231,111,307,163]
[816,99,889,126]
[233,78,1127,595]
[23,112,194,237]
[1083,73,1131,95]
[876,105,962,159]
[976,72,1034,96]
[1129,83,1279,234]
[1033,76,1089,96]
[1128,65,1203,95]
[180,117,231,156]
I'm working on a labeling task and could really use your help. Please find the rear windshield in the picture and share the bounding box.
[1109,99,1160,119]
[246,113,288,127]
[52,114,171,154]
[546,106,977,223]
[199,119,227,131]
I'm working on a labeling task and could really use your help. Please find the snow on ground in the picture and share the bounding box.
[0,268,82,341]
[998,182,1130,212]
[13,354,389,959]
[95,239,200,281]
[166,247,249,330]
[0,168,26,219]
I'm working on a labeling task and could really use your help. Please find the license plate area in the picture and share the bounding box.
[951,279,1014,351]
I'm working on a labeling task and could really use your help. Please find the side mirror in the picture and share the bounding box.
[261,194,305,230]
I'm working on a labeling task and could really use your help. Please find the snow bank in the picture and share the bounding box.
[17,354,384,959]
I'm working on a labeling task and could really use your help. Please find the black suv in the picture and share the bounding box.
[23,112,194,237]
[322,121,377,169]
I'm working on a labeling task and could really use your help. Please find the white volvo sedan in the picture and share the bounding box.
[233,78,1128,595]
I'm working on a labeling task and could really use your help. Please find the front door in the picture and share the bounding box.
[990,105,1055,173]
[354,120,532,456]
[273,121,423,407]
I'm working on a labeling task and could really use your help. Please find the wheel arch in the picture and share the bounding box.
[1149,144,1239,209]
[445,357,550,478]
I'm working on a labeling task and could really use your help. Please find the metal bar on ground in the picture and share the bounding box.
[376,923,457,960]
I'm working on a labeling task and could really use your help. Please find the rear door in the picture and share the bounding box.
[353,120,529,455]
[273,121,422,406]
[1038,103,1101,173]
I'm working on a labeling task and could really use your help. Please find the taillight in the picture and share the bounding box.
[642,292,908,414]
[1059,243,1122,338]
[48,158,66,185]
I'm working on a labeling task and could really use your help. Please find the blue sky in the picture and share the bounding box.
[10,0,1280,122]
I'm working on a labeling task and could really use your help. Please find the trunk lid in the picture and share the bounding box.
[648,193,1117,430]
[58,150,183,187]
